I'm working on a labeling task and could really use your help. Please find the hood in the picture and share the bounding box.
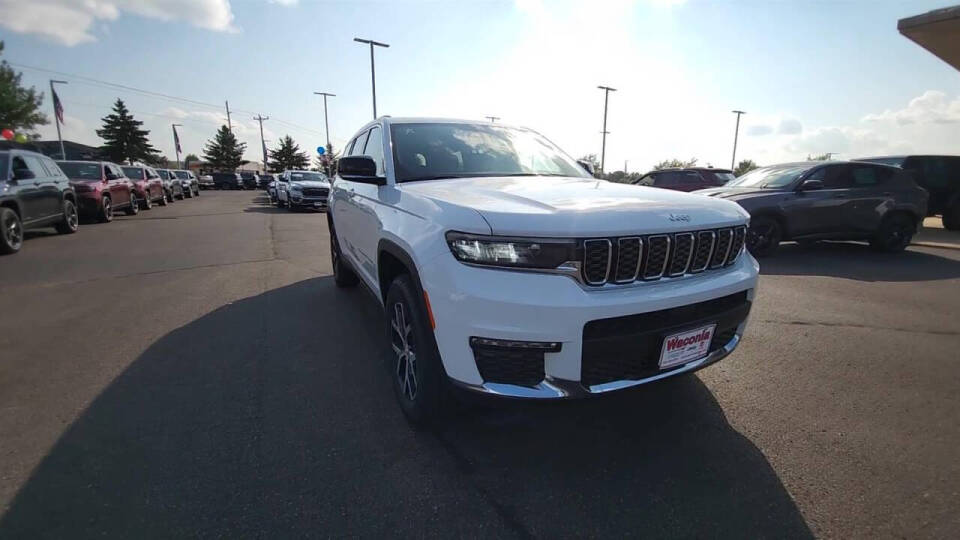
[693,186,784,200]
[400,176,748,237]
[289,180,330,188]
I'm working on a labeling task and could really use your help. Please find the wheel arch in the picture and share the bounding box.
[0,199,21,218]
[377,239,426,304]
[750,210,790,239]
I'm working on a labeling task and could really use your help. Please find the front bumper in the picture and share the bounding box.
[76,194,103,216]
[288,194,328,209]
[420,249,759,399]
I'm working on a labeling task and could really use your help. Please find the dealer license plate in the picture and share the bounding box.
[659,324,716,370]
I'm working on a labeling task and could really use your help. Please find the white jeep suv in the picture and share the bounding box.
[329,118,758,424]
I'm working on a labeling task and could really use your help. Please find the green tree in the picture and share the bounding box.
[314,143,339,175]
[96,99,160,164]
[734,159,759,177]
[0,41,48,137]
[806,153,832,161]
[268,135,310,172]
[202,125,246,170]
[652,157,698,170]
[183,153,199,168]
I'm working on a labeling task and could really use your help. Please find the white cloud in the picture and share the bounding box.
[267,0,298,5]
[0,0,237,46]
[861,90,960,126]
[746,125,773,136]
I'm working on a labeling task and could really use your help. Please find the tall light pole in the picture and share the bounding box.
[354,38,389,119]
[597,85,616,175]
[50,80,68,159]
[254,114,269,172]
[313,92,335,151]
[731,110,746,171]
[171,123,183,169]
[485,116,500,123]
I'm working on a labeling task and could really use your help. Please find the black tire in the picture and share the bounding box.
[184,187,193,199]
[125,193,140,215]
[141,191,153,210]
[331,226,359,287]
[385,274,448,426]
[0,207,23,254]
[54,199,79,235]
[942,204,960,231]
[746,216,782,257]
[871,213,914,253]
[98,195,113,223]
[176,189,185,200]
[158,191,168,206]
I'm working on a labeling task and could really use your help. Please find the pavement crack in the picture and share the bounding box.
[757,318,960,337]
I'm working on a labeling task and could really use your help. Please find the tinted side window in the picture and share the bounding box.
[821,165,850,189]
[655,172,678,186]
[849,165,886,187]
[920,157,950,188]
[350,131,370,157]
[678,171,703,185]
[363,127,384,175]
[635,174,654,186]
[21,156,49,178]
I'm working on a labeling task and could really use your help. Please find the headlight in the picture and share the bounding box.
[445,232,578,269]
[290,184,303,192]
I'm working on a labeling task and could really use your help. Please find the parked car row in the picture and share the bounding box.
[0,149,201,255]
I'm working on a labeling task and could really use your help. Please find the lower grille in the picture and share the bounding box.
[581,291,751,386]
[472,344,547,387]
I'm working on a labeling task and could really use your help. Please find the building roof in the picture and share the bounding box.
[898,5,960,71]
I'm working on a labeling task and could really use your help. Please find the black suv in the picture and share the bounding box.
[239,172,259,190]
[694,161,928,256]
[211,172,244,190]
[856,155,960,230]
[0,149,80,254]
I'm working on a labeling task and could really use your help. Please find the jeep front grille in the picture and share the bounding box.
[580,226,747,286]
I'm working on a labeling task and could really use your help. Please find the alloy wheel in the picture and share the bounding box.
[103,198,113,220]
[3,212,22,251]
[66,202,79,230]
[391,302,418,401]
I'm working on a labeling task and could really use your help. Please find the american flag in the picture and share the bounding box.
[52,88,64,124]
[173,125,182,153]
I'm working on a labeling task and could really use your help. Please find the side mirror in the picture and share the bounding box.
[13,168,36,181]
[338,156,385,185]
[577,159,596,176]
[799,179,823,191]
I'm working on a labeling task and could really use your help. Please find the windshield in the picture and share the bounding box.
[157,169,171,179]
[390,123,590,183]
[121,166,143,179]
[174,171,190,179]
[726,165,809,189]
[714,172,736,185]
[289,172,326,182]
[57,162,101,180]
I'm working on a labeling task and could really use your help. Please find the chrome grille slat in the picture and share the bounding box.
[668,233,695,276]
[581,226,745,286]
[614,237,642,283]
[690,231,715,273]
[642,235,670,280]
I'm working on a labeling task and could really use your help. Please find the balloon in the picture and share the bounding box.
[317,146,325,155]
[14,133,27,143]
[1,129,13,140]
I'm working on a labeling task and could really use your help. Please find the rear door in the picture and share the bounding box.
[22,155,60,218]
[843,164,894,234]
[40,156,72,211]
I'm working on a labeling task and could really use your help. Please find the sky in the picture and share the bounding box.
[1,0,958,173]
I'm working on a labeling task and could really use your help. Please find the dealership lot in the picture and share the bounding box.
[1,191,958,538]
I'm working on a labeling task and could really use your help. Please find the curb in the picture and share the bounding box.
[912,241,960,251]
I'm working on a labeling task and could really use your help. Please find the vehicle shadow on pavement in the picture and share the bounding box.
[760,241,960,282]
[0,277,812,538]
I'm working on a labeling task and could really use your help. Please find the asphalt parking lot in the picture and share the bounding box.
[1,190,958,538]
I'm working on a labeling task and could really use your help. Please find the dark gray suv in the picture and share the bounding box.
[694,161,928,256]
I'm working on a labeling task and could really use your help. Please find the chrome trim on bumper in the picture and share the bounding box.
[451,331,743,399]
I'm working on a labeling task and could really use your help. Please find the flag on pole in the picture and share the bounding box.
[52,88,64,124]
[173,125,182,154]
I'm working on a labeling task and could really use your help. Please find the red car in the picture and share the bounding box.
[57,160,140,222]
[634,167,736,192]
[121,165,168,209]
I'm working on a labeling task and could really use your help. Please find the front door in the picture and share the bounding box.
[782,164,853,238]
[351,126,386,282]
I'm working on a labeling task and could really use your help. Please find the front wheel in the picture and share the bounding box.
[158,191,169,206]
[0,207,23,254]
[141,192,153,210]
[54,199,79,234]
[126,193,140,215]
[386,275,448,426]
[871,214,914,252]
[98,195,113,223]
[746,216,781,257]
